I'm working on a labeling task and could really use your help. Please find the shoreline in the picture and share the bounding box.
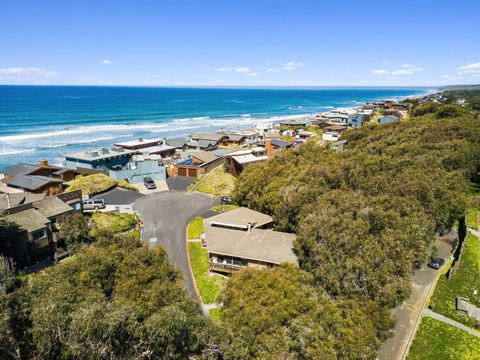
[0,87,435,169]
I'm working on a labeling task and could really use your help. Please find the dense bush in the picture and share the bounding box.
[220,265,394,359]
[0,232,219,359]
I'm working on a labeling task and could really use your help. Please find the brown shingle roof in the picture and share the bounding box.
[206,207,273,229]
[205,226,297,265]
[32,197,72,218]
[4,208,50,232]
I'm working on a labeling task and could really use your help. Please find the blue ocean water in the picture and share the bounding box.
[0,86,431,170]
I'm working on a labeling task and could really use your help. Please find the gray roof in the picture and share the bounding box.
[3,163,39,177]
[190,133,228,142]
[186,139,218,149]
[65,147,136,162]
[205,226,297,265]
[225,134,247,142]
[165,137,187,148]
[206,207,273,229]
[7,175,63,191]
[279,119,311,126]
[379,115,400,123]
[270,139,293,148]
[4,208,50,232]
[192,151,217,164]
[0,193,46,211]
[33,197,73,218]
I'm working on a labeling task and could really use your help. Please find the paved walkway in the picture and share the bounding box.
[377,232,457,360]
[422,309,480,337]
[468,227,480,238]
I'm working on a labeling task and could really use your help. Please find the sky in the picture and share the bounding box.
[0,0,479,87]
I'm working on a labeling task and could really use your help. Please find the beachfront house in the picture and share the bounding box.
[204,207,297,275]
[108,155,167,183]
[279,119,312,128]
[322,125,347,141]
[224,148,268,177]
[348,114,364,128]
[172,150,224,177]
[1,191,83,267]
[2,161,77,195]
[65,147,136,172]
[264,139,294,158]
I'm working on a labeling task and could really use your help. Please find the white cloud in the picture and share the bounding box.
[0,67,58,78]
[457,62,480,75]
[99,59,114,65]
[246,72,258,77]
[371,69,389,75]
[267,61,305,73]
[217,67,232,72]
[282,61,305,71]
[234,67,251,73]
[212,79,226,84]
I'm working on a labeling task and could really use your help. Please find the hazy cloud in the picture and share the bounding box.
[371,69,389,75]
[0,67,58,78]
[99,59,114,65]
[457,62,480,74]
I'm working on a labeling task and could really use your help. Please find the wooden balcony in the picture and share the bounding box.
[209,261,243,275]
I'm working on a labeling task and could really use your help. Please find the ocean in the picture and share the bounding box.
[0,86,431,170]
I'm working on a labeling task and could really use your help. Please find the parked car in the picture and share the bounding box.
[144,176,156,189]
[428,257,445,270]
[82,199,106,211]
[221,195,233,204]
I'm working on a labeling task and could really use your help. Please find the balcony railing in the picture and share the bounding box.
[209,261,243,274]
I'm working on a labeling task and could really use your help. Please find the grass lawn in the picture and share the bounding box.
[90,212,139,235]
[407,316,480,360]
[208,308,222,324]
[188,242,226,304]
[429,234,480,328]
[117,180,139,192]
[196,168,236,196]
[466,207,479,230]
[67,174,117,196]
[187,217,204,239]
[212,204,239,213]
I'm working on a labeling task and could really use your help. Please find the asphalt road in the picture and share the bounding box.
[377,231,457,360]
[92,188,144,205]
[133,191,218,298]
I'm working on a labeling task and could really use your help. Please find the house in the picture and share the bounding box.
[2,161,77,195]
[65,147,136,172]
[264,139,293,158]
[224,148,268,177]
[186,133,229,151]
[172,151,224,178]
[0,193,46,212]
[348,114,364,128]
[204,207,297,275]
[253,122,274,136]
[332,139,348,152]
[379,115,400,124]
[324,112,350,125]
[279,119,312,128]
[1,191,82,267]
[133,143,176,158]
[165,137,188,150]
[108,155,167,183]
[263,129,281,140]
[322,125,347,141]
[296,130,317,141]
[114,137,162,150]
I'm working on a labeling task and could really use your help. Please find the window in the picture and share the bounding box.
[32,229,46,241]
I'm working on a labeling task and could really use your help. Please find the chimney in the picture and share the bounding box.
[247,222,253,233]
[138,137,143,143]
[265,140,274,158]
[39,159,48,167]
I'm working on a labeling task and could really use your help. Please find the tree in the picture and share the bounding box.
[58,213,90,253]
[220,265,393,359]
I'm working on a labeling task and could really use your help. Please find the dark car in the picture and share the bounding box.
[220,195,233,204]
[428,257,445,270]
[144,177,156,190]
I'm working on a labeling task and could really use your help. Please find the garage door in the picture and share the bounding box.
[188,168,197,177]
[178,168,187,176]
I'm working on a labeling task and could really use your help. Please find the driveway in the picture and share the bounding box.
[377,232,457,360]
[133,191,218,298]
[92,188,144,205]
[167,176,196,191]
